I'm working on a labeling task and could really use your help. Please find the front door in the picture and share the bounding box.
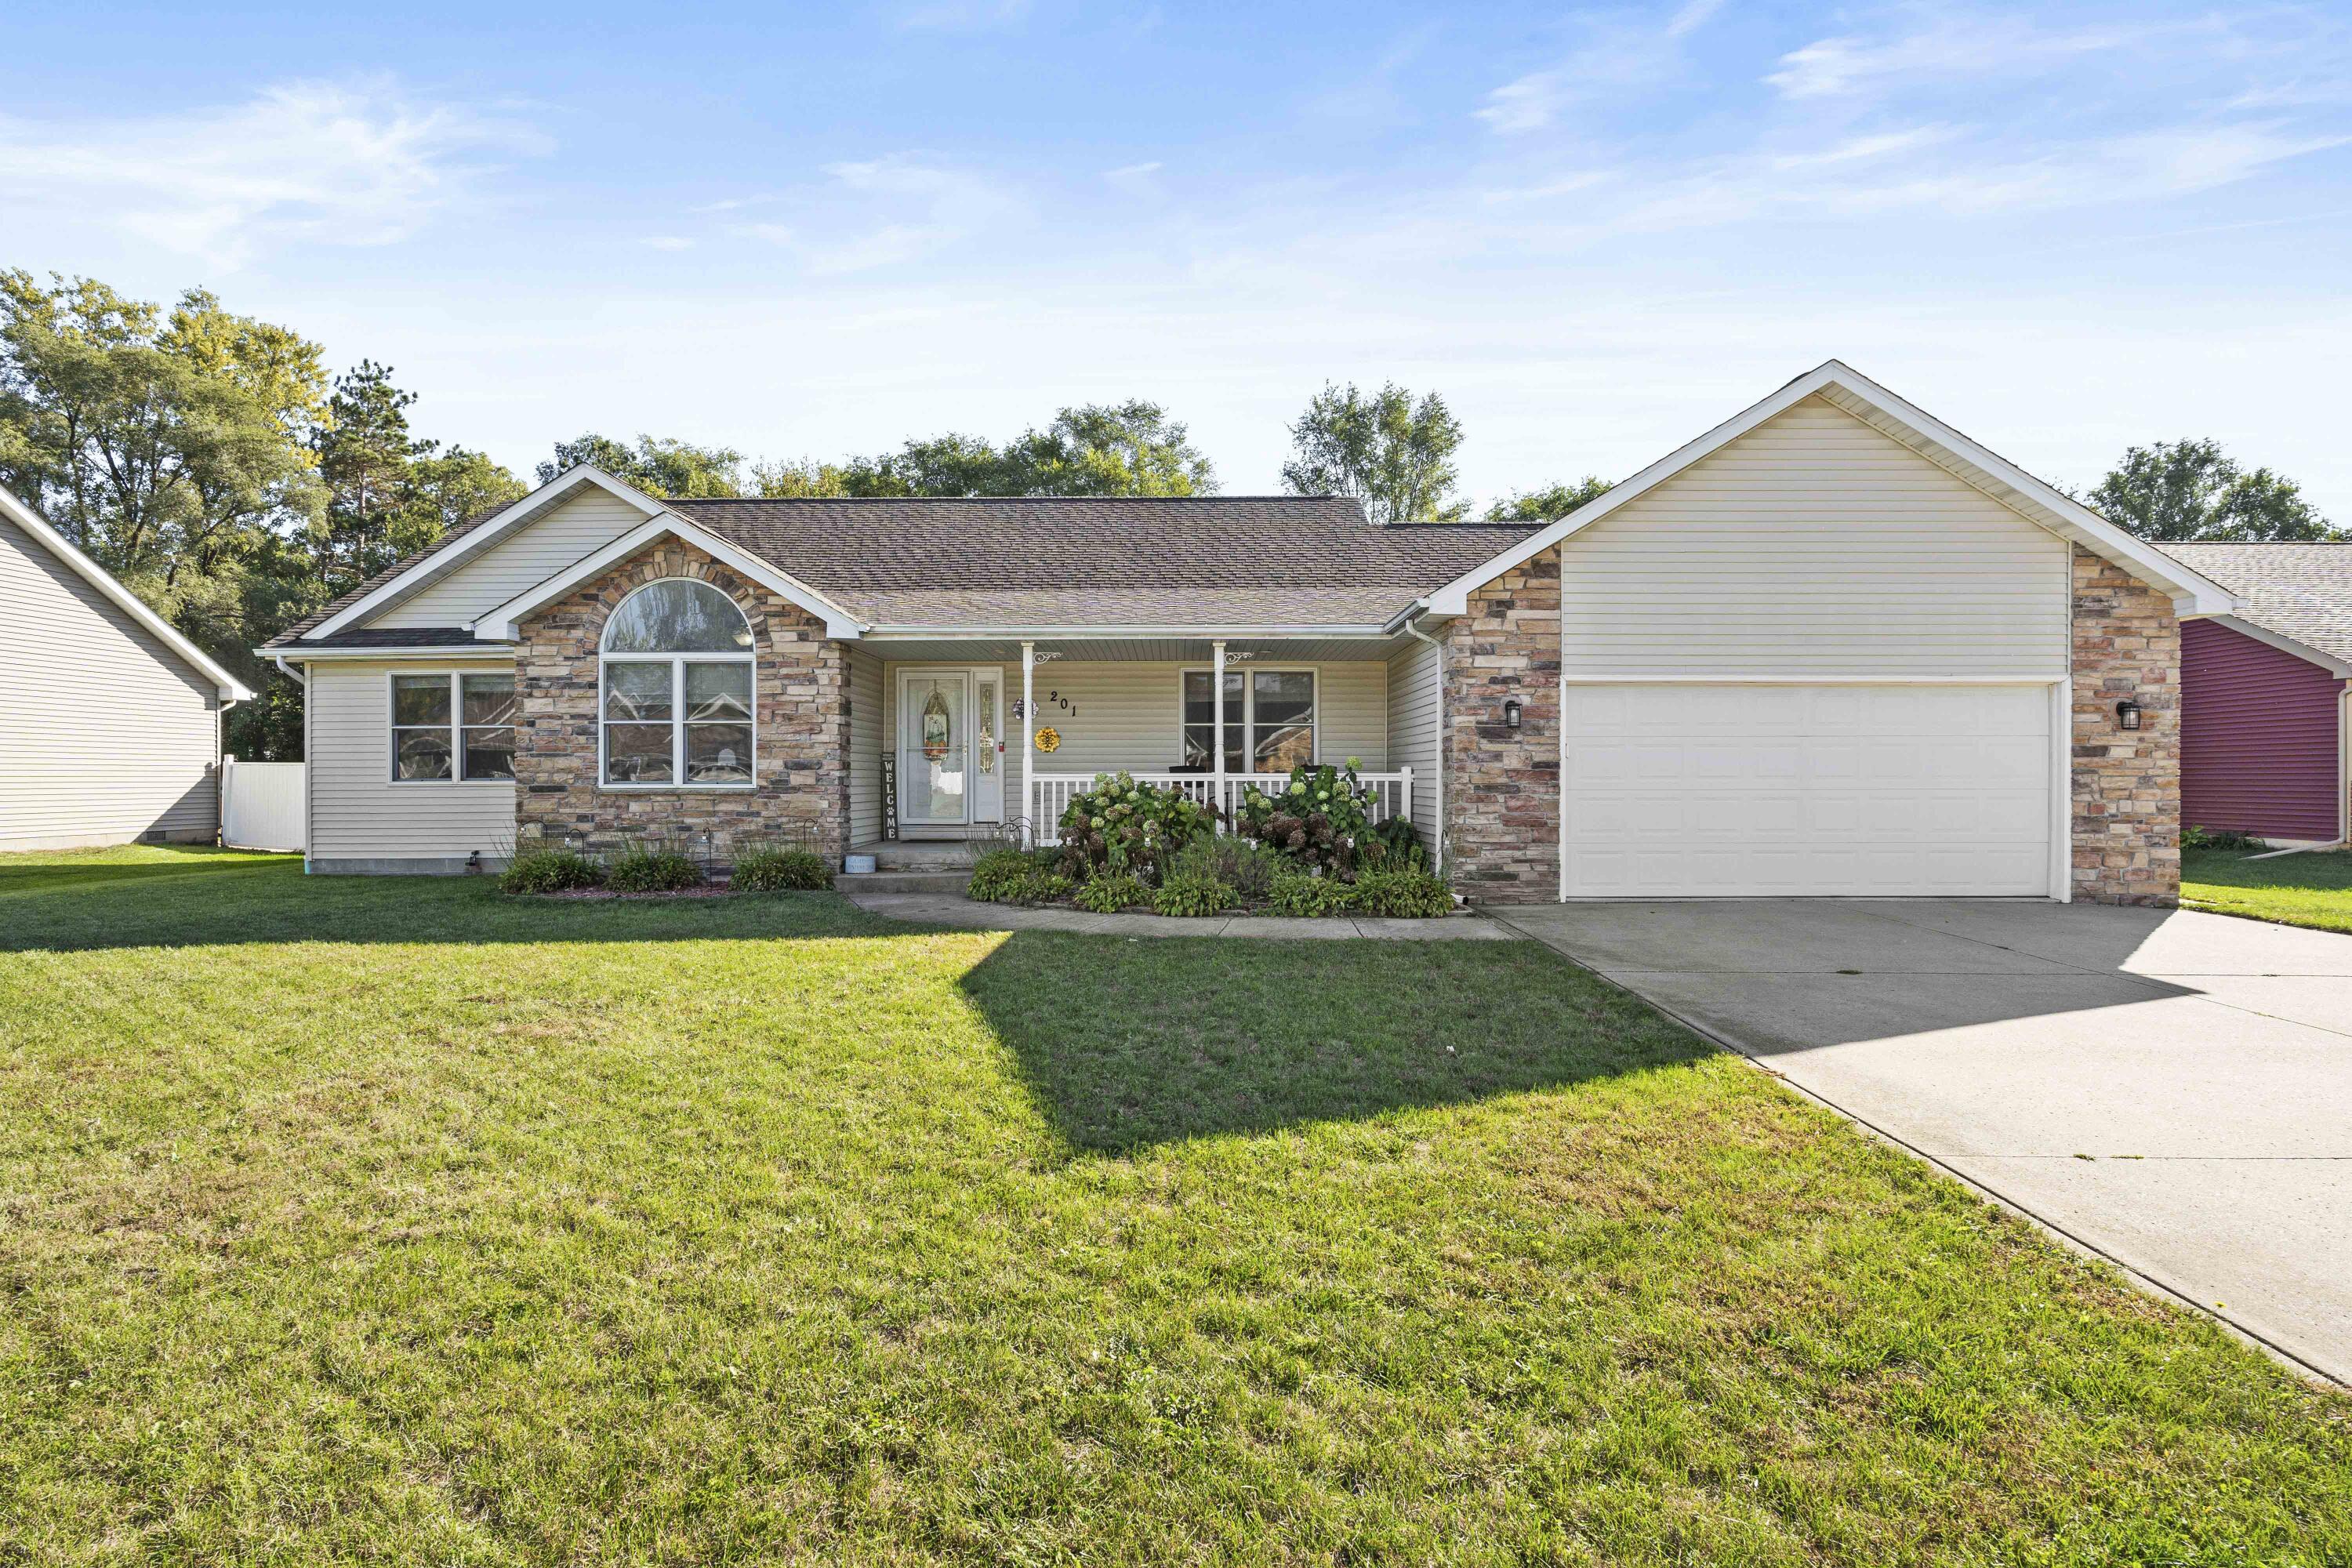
[971,671,1004,823]
[898,670,973,831]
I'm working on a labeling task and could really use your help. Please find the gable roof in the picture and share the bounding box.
[296,464,673,642]
[2158,543,2352,670]
[265,485,1544,647]
[1403,359,2238,622]
[663,497,1540,630]
[0,482,253,702]
[475,514,866,638]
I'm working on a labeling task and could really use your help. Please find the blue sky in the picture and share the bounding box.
[5,1,2349,515]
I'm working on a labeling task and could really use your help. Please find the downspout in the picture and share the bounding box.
[1401,615,1445,876]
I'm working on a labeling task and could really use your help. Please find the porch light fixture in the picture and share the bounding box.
[2117,699,2143,731]
[1504,698,1523,731]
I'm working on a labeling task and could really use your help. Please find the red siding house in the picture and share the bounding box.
[2162,545,2352,845]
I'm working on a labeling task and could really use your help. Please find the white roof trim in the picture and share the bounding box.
[303,465,669,641]
[858,623,1398,640]
[258,645,516,663]
[0,481,254,702]
[474,514,866,640]
[2200,613,2352,679]
[1419,359,2241,619]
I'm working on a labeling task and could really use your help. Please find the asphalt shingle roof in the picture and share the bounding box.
[2157,543,2352,665]
[263,495,1544,648]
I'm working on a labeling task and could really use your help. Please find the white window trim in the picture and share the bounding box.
[597,579,758,792]
[1178,665,1319,773]
[386,670,519,786]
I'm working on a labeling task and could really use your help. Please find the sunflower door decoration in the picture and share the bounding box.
[1034,726,1062,754]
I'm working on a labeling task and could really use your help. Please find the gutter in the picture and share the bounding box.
[1400,614,1446,874]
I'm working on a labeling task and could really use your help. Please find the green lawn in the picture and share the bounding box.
[2184,845,2352,935]
[3,848,2347,1565]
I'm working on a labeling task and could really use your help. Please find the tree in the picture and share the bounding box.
[802,401,1218,499]
[310,360,423,589]
[1486,477,1613,523]
[0,271,328,583]
[539,434,745,498]
[2089,438,2343,543]
[1280,383,1466,524]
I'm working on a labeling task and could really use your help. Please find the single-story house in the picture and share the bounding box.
[259,360,2233,906]
[2156,543,2351,847]
[1,483,252,851]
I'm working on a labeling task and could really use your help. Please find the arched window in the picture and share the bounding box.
[600,579,755,786]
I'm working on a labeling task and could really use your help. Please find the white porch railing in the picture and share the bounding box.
[1030,769,1411,846]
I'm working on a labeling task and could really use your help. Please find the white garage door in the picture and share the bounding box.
[1562,683,2056,898]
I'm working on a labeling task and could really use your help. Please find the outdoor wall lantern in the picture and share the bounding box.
[2117,699,2143,731]
[1504,698,1523,731]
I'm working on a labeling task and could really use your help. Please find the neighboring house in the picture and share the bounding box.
[2156,544,2352,846]
[259,361,2232,906]
[0,484,252,851]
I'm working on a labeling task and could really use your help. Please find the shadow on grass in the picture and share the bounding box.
[0,847,880,952]
[958,926,1714,1156]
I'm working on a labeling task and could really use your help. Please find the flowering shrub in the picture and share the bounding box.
[1054,772,1216,882]
[1231,760,1381,877]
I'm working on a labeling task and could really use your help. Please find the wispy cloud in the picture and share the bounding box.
[1477,0,1724,135]
[0,79,547,267]
[1767,13,2152,100]
[729,155,1022,275]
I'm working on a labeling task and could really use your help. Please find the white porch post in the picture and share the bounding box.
[1211,639,1227,831]
[1021,641,1036,846]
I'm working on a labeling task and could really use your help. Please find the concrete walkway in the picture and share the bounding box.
[845,891,1523,940]
[1487,898,2352,1385]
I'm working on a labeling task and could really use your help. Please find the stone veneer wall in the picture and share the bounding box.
[513,539,851,860]
[2071,544,2181,907]
[1440,545,1562,901]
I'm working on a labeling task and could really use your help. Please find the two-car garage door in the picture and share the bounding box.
[1560,683,2056,898]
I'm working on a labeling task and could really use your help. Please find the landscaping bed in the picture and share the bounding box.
[971,764,1455,919]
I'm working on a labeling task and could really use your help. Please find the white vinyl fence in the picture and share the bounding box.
[220,757,306,851]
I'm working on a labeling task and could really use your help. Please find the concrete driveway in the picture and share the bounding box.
[1490,898,2352,1385]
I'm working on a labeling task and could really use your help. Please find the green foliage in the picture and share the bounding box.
[2090,437,2343,543]
[498,848,606,895]
[311,361,527,596]
[1151,873,1236,917]
[1232,760,1380,877]
[1073,873,1149,913]
[1486,477,1613,522]
[968,848,1071,905]
[604,844,704,893]
[1054,772,1218,882]
[1350,866,1455,919]
[731,846,833,891]
[1280,381,1466,523]
[2182,825,2269,853]
[817,401,1217,499]
[539,433,746,498]
[1268,869,1356,917]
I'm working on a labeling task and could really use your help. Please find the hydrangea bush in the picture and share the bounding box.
[1053,772,1216,882]
[1230,760,1380,878]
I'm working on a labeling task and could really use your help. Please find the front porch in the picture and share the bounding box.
[848,633,1439,855]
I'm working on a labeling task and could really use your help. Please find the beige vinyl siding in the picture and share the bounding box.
[1385,637,1440,849]
[0,511,220,850]
[374,490,652,629]
[1561,395,2071,677]
[880,659,1386,826]
[847,648,884,846]
[307,659,516,866]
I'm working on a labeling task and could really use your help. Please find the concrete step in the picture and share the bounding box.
[838,870,972,895]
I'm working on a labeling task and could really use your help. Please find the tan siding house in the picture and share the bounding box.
[263,361,2233,907]
[1,486,251,852]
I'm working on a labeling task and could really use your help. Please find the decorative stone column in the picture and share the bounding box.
[2071,545,2180,906]
[1439,545,1562,901]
